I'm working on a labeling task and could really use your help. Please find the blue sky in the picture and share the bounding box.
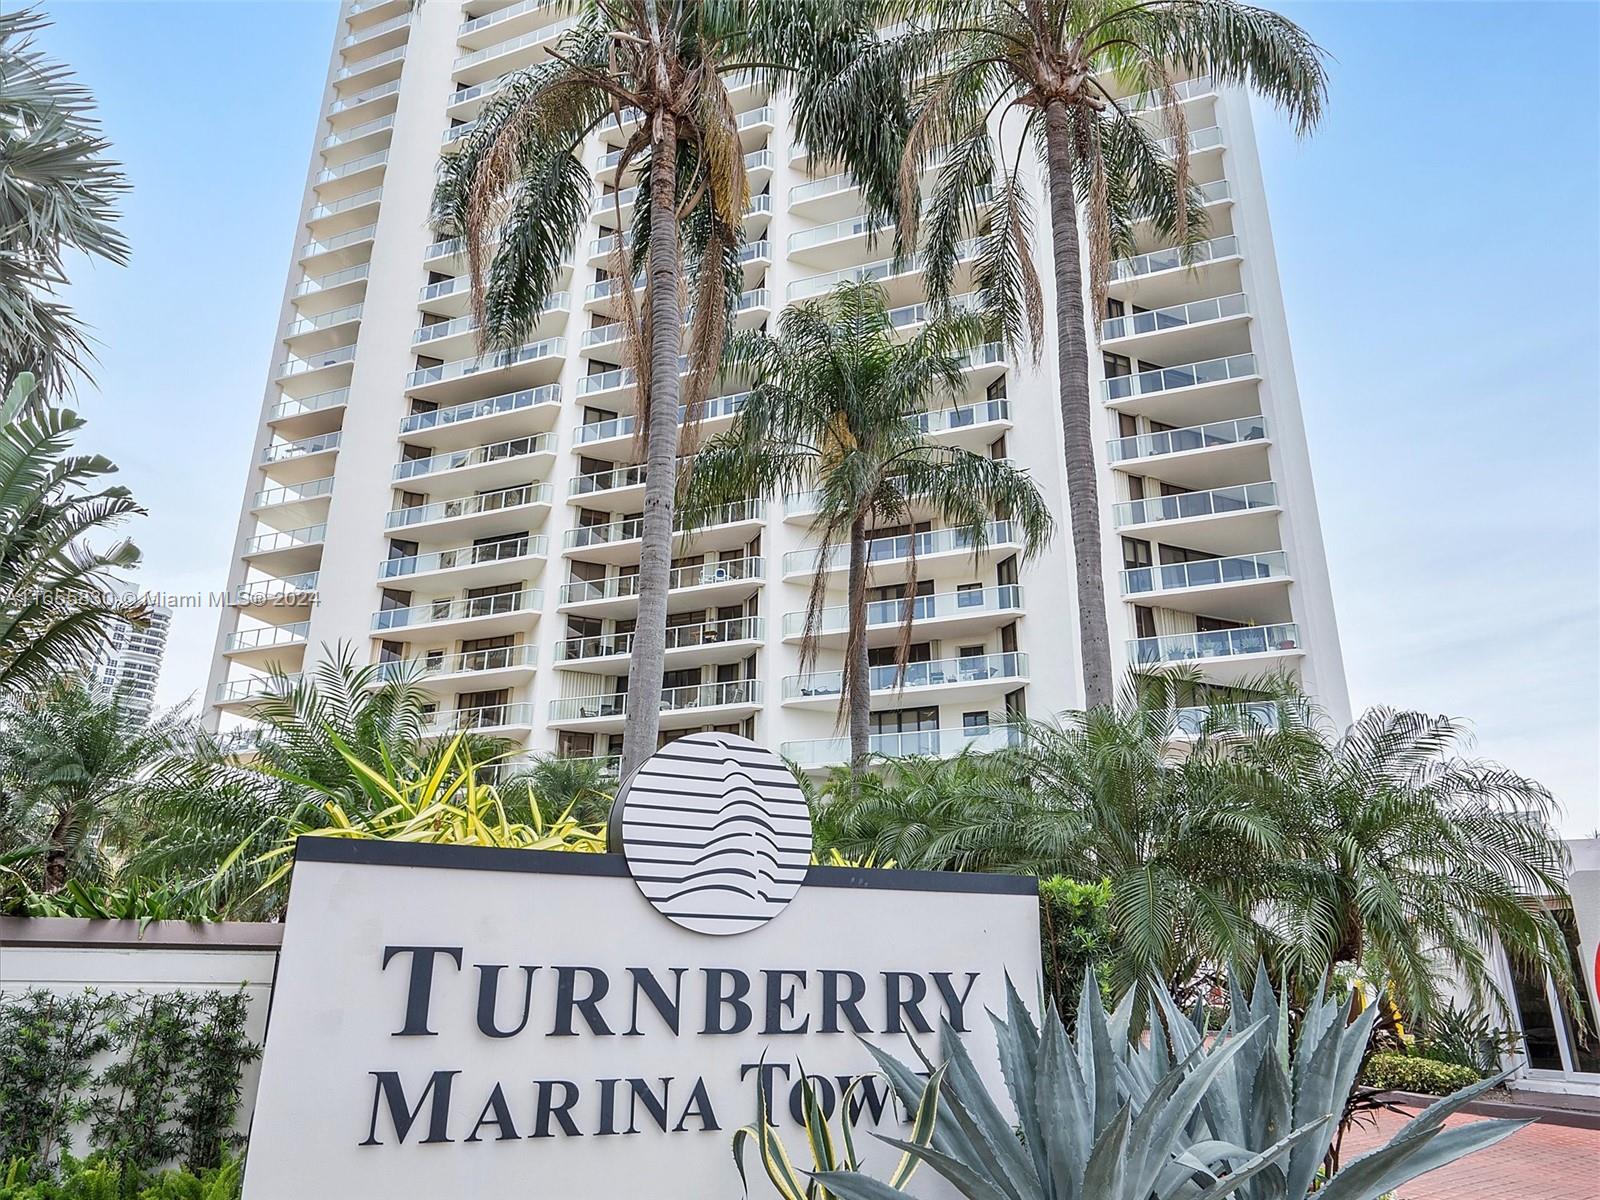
[41,1,1599,833]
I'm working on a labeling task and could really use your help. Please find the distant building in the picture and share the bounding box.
[92,606,171,721]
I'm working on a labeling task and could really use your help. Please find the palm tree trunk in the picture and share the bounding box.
[43,809,70,892]
[846,516,871,772]
[1043,99,1114,709]
[620,113,684,779]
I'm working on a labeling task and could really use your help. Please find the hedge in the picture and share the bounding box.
[1361,1051,1482,1096]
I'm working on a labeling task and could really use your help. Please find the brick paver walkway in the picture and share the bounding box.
[1340,1104,1600,1199]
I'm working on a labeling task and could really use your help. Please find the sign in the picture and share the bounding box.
[243,736,1040,1198]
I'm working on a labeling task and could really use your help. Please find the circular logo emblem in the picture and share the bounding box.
[616,732,812,935]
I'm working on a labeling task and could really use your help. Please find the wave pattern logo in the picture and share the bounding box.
[617,732,812,935]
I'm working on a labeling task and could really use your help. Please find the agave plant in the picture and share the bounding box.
[1135,964,1530,1197]
[734,1066,944,1199]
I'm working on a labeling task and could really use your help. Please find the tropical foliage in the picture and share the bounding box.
[801,0,1326,708]
[810,678,1574,1021]
[684,281,1052,766]
[0,374,145,697]
[0,8,129,392]
[816,969,1527,1200]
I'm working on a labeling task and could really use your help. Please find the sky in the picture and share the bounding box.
[38,0,1600,834]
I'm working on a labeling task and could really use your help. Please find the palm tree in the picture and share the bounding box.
[0,8,129,392]
[431,3,853,777]
[801,0,1327,707]
[0,373,145,695]
[0,677,181,893]
[500,752,616,827]
[684,281,1052,769]
[1245,701,1575,1023]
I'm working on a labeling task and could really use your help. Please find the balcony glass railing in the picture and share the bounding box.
[261,432,341,464]
[454,18,576,69]
[913,398,1011,435]
[784,519,1020,574]
[561,499,763,549]
[334,43,406,82]
[380,534,549,580]
[1102,291,1248,340]
[234,571,319,601]
[425,703,537,733]
[277,345,356,379]
[1172,702,1280,736]
[1122,551,1289,596]
[385,483,552,530]
[308,186,382,220]
[555,617,764,663]
[398,383,561,435]
[372,587,542,631]
[780,723,1022,768]
[789,170,859,205]
[300,225,378,260]
[573,391,748,444]
[321,114,394,150]
[549,680,762,722]
[1123,75,1216,112]
[787,238,980,301]
[393,434,554,481]
[591,185,639,216]
[406,338,566,388]
[243,524,326,555]
[1113,481,1277,527]
[458,0,552,36]
[294,264,370,297]
[887,291,980,329]
[1109,233,1238,282]
[315,149,388,185]
[328,78,400,115]
[285,303,363,337]
[1103,352,1257,401]
[376,643,538,681]
[1130,622,1300,666]
[419,275,469,302]
[269,386,349,421]
[559,556,762,605]
[225,623,310,653]
[1154,125,1223,157]
[254,476,335,509]
[788,212,895,254]
[783,651,1028,701]
[570,463,648,497]
[1108,415,1265,463]
[342,10,411,47]
[215,674,303,704]
[782,585,1022,639]
[412,294,568,345]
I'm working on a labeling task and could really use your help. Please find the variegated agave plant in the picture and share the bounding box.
[814,970,1529,1200]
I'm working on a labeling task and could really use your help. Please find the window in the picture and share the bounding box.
[1123,538,1153,570]
[1134,606,1157,639]
[956,582,984,607]
[1103,352,1132,378]
[962,711,989,735]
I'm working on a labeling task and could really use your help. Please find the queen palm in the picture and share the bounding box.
[0,373,145,695]
[683,281,1052,770]
[432,3,859,777]
[800,0,1327,707]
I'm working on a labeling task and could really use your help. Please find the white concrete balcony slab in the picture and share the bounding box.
[1109,415,1269,490]
[781,723,1022,770]
[298,224,377,273]
[397,383,562,450]
[405,337,566,403]
[378,534,549,591]
[251,476,335,529]
[1102,352,1259,426]
[227,572,320,623]
[392,433,556,493]
[1102,290,1250,361]
[223,622,310,670]
[333,43,405,89]
[327,77,400,122]
[241,523,326,574]
[783,651,1029,709]
[548,681,762,733]
[384,483,553,540]
[554,617,764,672]
[372,587,542,638]
[452,18,576,86]
[1121,550,1291,622]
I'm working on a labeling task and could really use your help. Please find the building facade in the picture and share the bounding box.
[95,606,171,722]
[206,0,1351,768]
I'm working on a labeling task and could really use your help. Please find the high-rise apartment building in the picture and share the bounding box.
[206,0,1350,768]
[95,606,171,722]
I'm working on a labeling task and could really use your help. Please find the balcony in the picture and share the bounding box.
[1108,234,1240,308]
[252,477,334,529]
[334,43,406,88]
[1122,550,1291,610]
[284,304,363,350]
[410,296,568,355]
[424,703,537,737]
[1102,291,1249,355]
[1122,75,1217,113]
[275,344,356,390]
[561,499,764,565]
[313,149,388,193]
[784,520,1024,579]
[458,0,557,43]
[568,462,653,506]
[783,651,1029,708]
[787,212,895,266]
[1114,480,1277,531]
[571,391,748,455]
[372,587,542,636]
[405,337,566,402]
[1102,352,1259,425]
[452,18,576,86]
[379,534,549,589]
[1109,415,1267,465]
[1129,623,1302,676]
[341,9,411,53]
[293,264,370,313]
[214,673,302,707]
[385,483,553,538]
[392,433,555,490]
[223,622,310,669]
[1171,702,1280,738]
[783,585,1023,647]
[298,224,377,271]
[307,185,382,229]
[1154,124,1224,159]
[376,643,538,689]
[787,238,980,303]
[912,398,1012,450]
[320,113,394,156]
[548,680,763,732]
[241,524,326,575]
[554,616,764,671]
[228,572,319,622]
[558,555,763,617]
[397,383,562,449]
[781,723,1022,770]
[327,77,400,120]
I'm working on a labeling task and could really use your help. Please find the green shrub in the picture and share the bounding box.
[1038,876,1112,1020]
[1361,1051,1482,1096]
[0,1154,242,1200]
